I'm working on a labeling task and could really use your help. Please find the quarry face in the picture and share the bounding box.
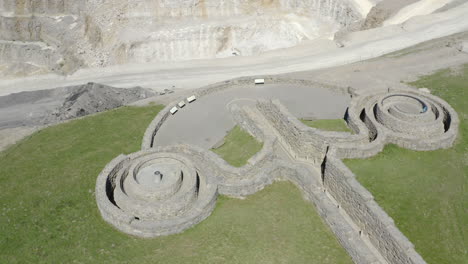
[0,0,368,77]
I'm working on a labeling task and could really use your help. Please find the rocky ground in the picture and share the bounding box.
[0,82,156,129]
[0,0,368,78]
[359,0,420,30]
[0,83,157,151]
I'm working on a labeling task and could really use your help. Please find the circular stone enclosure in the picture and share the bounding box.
[96,150,218,237]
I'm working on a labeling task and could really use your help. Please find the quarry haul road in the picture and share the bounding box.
[1,2,468,97]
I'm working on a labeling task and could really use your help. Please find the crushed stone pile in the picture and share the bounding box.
[0,82,156,129]
[46,82,155,122]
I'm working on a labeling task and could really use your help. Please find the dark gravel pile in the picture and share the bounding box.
[0,82,156,129]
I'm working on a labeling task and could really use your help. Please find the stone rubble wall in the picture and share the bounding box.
[97,102,279,237]
[99,77,459,264]
[98,98,387,263]
[141,75,347,151]
[271,161,382,264]
[332,89,459,158]
[96,149,218,238]
[323,157,426,264]
[254,87,459,264]
[229,104,264,139]
[141,106,171,149]
[256,99,328,165]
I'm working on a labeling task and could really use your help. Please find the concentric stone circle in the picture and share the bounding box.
[374,92,448,138]
[96,78,459,264]
[96,150,218,237]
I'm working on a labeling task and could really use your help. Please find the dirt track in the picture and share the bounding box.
[0,2,467,97]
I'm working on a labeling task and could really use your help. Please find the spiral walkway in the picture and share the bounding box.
[96,150,217,237]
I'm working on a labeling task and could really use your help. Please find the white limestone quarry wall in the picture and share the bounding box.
[0,0,82,15]
[383,0,456,26]
[91,0,363,65]
[118,0,364,26]
[124,16,330,62]
[0,0,369,76]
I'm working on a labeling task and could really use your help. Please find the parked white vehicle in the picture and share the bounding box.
[178,101,186,108]
[170,106,178,114]
[187,95,196,103]
[254,79,265,85]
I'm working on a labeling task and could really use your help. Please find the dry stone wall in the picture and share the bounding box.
[323,157,426,264]
[98,97,385,263]
[254,88,458,264]
[97,101,279,237]
[97,77,458,264]
[256,99,328,165]
[96,150,218,237]
[333,90,459,158]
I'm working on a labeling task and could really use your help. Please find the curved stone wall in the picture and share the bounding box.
[97,77,458,264]
[254,88,458,264]
[331,90,459,158]
[96,150,218,237]
[141,75,347,150]
[97,91,383,263]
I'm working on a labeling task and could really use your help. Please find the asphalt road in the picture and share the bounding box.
[153,83,350,149]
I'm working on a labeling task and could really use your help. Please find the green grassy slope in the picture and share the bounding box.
[0,105,351,264]
[345,65,468,264]
[211,126,263,167]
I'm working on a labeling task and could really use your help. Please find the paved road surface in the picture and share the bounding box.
[153,83,350,149]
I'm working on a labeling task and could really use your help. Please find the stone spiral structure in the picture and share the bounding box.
[374,93,451,144]
[254,87,458,264]
[327,89,459,159]
[97,76,458,263]
[96,150,217,237]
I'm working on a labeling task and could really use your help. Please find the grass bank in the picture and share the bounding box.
[211,125,263,167]
[0,105,351,264]
[344,65,468,264]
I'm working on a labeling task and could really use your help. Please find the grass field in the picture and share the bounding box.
[0,105,351,264]
[301,119,352,133]
[211,126,264,167]
[345,65,468,264]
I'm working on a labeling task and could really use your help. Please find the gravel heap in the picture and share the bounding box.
[0,82,156,129]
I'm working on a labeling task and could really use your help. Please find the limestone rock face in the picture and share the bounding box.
[0,0,369,77]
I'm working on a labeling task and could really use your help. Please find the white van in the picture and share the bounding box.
[255,79,265,85]
[187,95,196,103]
